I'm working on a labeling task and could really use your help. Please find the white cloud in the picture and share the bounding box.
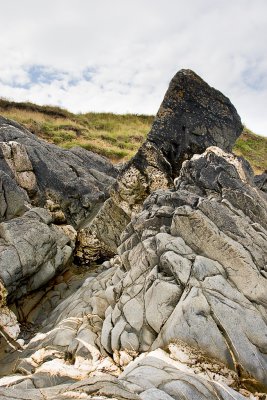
[0,0,266,135]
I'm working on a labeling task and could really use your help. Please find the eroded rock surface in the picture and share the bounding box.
[0,116,117,228]
[77,69,243,263]
[0,280,20,350]
[1,147,266,399]
[0,116,118,359]
[255,170,267,195]
[0,207,76,300]
[0,350,253,399]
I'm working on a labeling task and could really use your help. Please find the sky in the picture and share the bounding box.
[0,0,267,136]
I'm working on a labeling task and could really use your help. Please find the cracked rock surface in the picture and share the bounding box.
[76,69,243,264]
[0,147,266,399]
[0,207,76,300]
[0,115,118,371]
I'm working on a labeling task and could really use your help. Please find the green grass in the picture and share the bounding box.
[0,99,153,162]
[0,98,266,173]
[233,127,267,174]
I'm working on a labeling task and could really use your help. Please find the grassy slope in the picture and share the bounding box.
[233,127,267,174]
[0,98,266,173]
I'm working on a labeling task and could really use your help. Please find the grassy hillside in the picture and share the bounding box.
[0,98,266,173]
[233,127,267,174]
[0,99,153,161]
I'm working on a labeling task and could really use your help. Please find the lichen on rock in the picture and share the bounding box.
[76,69,243,264]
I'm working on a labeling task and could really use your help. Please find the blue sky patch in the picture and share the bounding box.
[242,67,266,91]
[82,67,97,82]
[26,65,66,85]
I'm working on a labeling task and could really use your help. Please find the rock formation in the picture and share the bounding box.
[0,146,266,399]
[77,69,243,264]
[0,280,20,351]
[0,116,117,372]
[0,116,117,227]
[255,170,267,195]
[0,207,76,300]
[0,70,266,400]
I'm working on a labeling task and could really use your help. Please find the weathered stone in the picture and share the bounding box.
[147,69,242,176]
[0,75,266,400]
[77,69,243,262]
[0,171,28,222]
[255,171,267,195]
[145,279,182,333]
[123,298,143,332]
[0,208,76,299]
[0,280,20,349]
[0,351,250,399]
[0,117,118,228]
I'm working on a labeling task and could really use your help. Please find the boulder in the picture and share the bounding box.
[77,69,243,263]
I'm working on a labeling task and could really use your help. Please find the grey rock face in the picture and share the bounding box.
[255,171,267,195]
[77,69,243,263]
[84,148,265,389]
[0,351,249,399]
[0,206,76,351]
[0,116,117,228]
[1,147,266,400]
[0,72,265,400]
[0,170,28,222]
[0,114,117,356]
[0,280,20,349]
[0,208,75,300]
